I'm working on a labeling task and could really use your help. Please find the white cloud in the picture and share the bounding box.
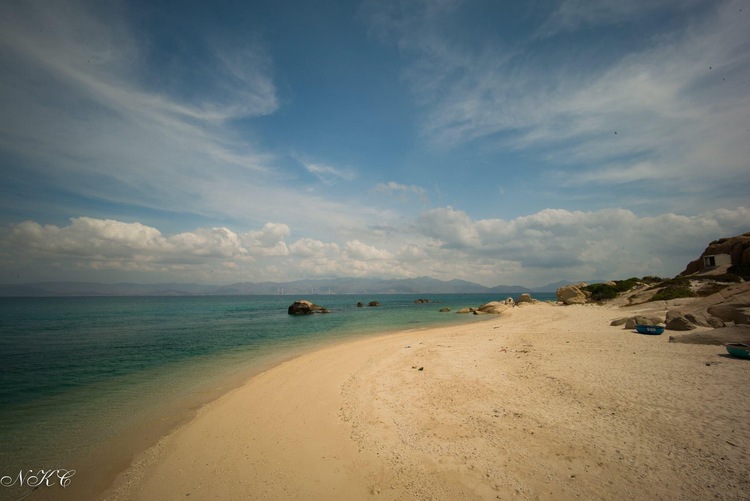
[300,160,357,185]
[365,0,750,200]
[537,0,703,37]
[0,0,296,223]
[345,240,393,261]
[4,208,747,286]
[374,182,429,204]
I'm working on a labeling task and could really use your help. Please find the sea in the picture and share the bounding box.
[0,293,554,499]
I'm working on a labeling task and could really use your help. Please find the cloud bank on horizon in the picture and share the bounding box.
[1,0,748,288]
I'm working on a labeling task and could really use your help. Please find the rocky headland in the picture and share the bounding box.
[555,232,750,345]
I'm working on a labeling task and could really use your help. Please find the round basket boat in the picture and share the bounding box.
[635,324,664,335]
[725,343,750,359]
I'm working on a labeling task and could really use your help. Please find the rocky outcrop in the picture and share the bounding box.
[556,283,589,305]
[614,315,664,329]
[287,300,330,315]
[680,232,750,275]
[665,316,696,331]
[516,293,534,304]
[661,281,750,331]
[414,299,431,304]
[368,301,381,307]
[475,301,511,315]
[668,325,750,345]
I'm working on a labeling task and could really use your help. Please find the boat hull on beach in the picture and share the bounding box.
[725,343,750,359]
[636,324,665,335]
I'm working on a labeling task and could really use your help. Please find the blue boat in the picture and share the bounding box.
[725,343,750,359]
[636,324,664,335]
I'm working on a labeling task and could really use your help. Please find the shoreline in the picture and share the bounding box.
[24,310,503,501]
[32,301,750,500]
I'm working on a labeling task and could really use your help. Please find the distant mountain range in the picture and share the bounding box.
[0,276,588,297]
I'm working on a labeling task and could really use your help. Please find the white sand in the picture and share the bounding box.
[105,302,750,500]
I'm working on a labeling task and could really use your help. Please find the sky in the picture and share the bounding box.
[0,0,748,288]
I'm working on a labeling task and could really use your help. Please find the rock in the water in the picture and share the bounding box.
[414,298,431,304]
[457,307,476,314]
[368,301,381,307]
[356,302,364,307]
[439,307,451,312]
[287,300,330,315]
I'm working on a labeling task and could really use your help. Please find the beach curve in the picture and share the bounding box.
[103,302,750,500]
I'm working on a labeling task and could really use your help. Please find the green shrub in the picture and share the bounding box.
[650,285,695,301]
[711,273,742,283]
[583,283,619,301]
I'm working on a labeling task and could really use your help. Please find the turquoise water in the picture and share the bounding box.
[0,293,553,498]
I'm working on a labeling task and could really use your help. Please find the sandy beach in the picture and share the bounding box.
[99,301,749,501]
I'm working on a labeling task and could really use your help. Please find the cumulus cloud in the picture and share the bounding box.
[3,208,748,287]
[414,206,750,282]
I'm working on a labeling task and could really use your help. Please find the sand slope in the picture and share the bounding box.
[108,302,750,500]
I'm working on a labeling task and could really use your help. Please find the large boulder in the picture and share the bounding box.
[707,304,750,325]
[288,300,330,315]
[623,315,664,329]
[556,284,588,305]
[665,315,696,331]
[516,293,535,304]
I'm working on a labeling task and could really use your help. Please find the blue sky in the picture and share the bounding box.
[1,0,748,288]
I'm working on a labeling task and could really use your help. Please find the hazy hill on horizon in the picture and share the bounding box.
[0,276,587,297]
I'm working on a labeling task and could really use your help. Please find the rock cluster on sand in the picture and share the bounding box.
[662,281,750,331]
[287,300,331,315]
[456,295,538,315]
[610,315,664,328]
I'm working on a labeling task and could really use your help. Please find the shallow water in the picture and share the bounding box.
[0,293,554,499]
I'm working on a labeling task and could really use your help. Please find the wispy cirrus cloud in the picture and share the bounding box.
[536,0,705,37]
[0,0,283,223]
[374,181,429,205]
[363,0,750,203]
[299,159,357,185]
